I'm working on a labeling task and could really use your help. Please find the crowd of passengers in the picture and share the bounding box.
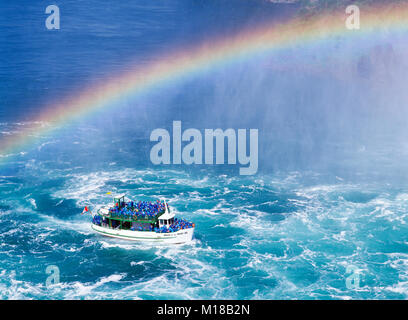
[92,215,194,233]
[109,200,166,219]
[155,218,194,233]
[130,218,194,233]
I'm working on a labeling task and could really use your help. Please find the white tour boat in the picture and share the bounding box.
[89,195,195,244]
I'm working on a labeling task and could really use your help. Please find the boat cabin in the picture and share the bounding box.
[159,217,175,228]
[158,203,175,228]
[113,194,126,208]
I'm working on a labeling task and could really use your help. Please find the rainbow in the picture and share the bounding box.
[1,2,408,163]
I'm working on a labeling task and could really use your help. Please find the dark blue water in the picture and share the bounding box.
[1,0,408,299]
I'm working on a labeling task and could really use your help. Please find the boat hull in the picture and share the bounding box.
[91,224,194,244]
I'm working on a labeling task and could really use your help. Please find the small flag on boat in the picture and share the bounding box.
[82,206,89,214]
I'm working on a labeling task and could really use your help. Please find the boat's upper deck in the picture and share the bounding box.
[99,196,167,223]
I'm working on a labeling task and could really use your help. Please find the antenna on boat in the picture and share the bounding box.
[161,198,170,214]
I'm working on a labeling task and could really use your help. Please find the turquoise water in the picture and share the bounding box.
[1,0,408,299]
[1,157,408,299]
[0,148,408,299]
